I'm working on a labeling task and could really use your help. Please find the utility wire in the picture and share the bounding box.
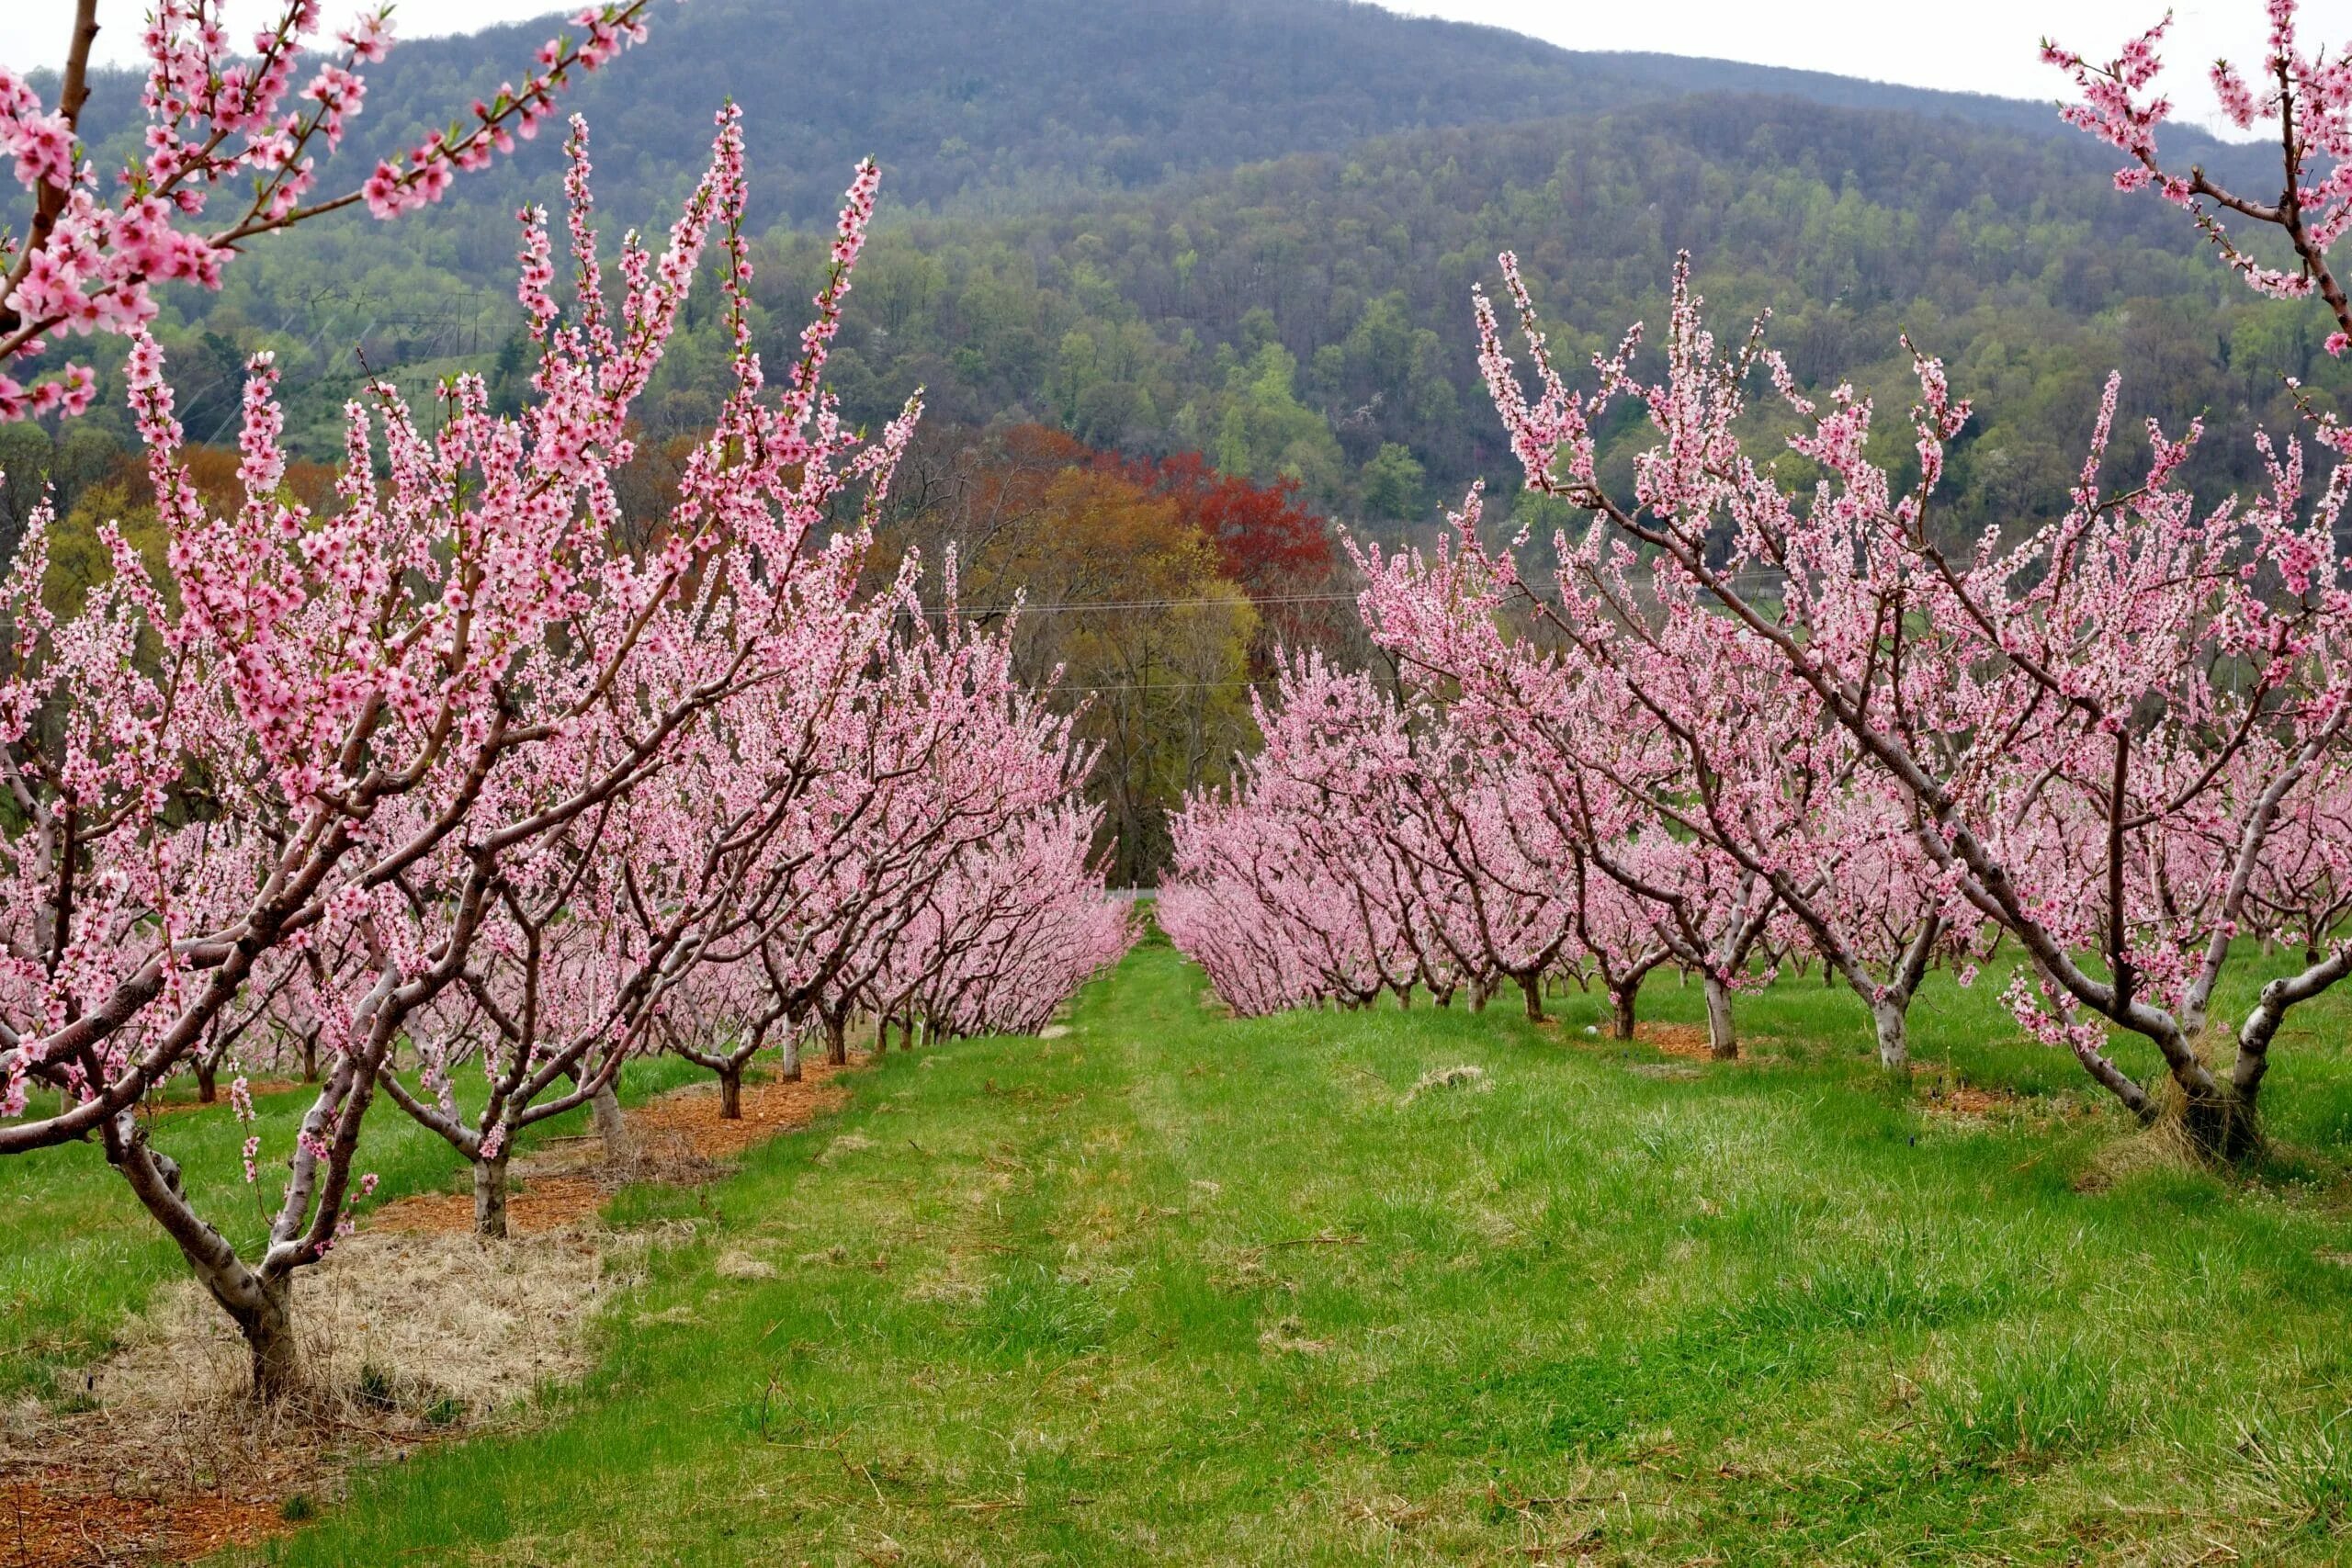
[920,570,1790,620]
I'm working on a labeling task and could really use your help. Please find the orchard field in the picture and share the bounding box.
[13,926,2352,1564]
[17,0,2352,1563]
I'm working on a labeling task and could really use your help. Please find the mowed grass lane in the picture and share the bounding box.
[236,927,2352,1565]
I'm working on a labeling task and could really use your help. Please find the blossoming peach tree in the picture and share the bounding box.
[0,88,929,1393]
[1430,0,2352,1155]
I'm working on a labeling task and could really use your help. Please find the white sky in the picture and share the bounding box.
[6,0,2352,139]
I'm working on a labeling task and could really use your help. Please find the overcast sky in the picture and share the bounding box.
[8,0,2352,138]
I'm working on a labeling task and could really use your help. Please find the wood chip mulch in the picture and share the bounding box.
[368,1058,853,1237]
[2,1469,287,1568]
[1630,1021,1733,1062]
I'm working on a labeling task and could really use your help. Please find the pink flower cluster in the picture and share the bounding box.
[0,0,669,422]
[1439,223,2352,1141]
[2048,2,2352,333]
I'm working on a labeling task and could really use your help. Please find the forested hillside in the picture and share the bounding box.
[10,0,2316,530]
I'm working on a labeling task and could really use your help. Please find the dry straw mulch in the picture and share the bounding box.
[0,1056,858,1566]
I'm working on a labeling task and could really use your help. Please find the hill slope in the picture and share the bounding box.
[57,0,2270,226]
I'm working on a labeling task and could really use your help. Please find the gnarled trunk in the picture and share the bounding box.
[194,1061,218,1104]
[2180,1076,2260,1161]
[1610,983,1638,1041]
[824,1012,848,1067]
[473,1152,511,1239]
[590,1081,628,1161]
[718,1064,743,1121]
[1702,975,1737,1060]
[1870,995,1910,1075]
[227,1272,300,1403]
[1519,973,1544,1022]
[110,1122,307,1401]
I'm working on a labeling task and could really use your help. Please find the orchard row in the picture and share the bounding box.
[2,11,1128,1402]
[1168,4,2352,1168]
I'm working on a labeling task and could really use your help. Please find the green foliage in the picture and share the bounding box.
[1925,1335,2142,1469]
[1359,441,1426,520]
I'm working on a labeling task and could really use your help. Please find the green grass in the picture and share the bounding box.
[13,928,2352,1562]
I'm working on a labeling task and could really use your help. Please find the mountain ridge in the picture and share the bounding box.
[46,0,2274,226]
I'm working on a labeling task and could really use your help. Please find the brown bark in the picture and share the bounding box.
[236,1273,300,1403]
[1610,984,1638,1041]
[590,1081,628,1160]
[1702,975,1737,1060]
[473,1154,510,1239]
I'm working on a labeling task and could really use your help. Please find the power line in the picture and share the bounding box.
[1054,678,1277,693]
[923,591,1363,617]
[919,570,1791,621]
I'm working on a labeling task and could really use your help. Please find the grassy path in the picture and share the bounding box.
[215,927,2352,1565]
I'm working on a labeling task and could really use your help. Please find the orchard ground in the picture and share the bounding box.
[11,925,2352,1565]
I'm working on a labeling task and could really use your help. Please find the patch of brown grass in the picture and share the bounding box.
[1632,1021,1727,1062]
[4,1054,862,1564]
[0,1224,636,1568]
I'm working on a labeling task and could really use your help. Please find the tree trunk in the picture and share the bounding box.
[1519,973,1544,1022]
[225,1271,300,1403]
[824,1012,848,1066]
[899,1017,916,1051]
[781,1034,803,1083]
[718,1064,743,1121]
[1610,983,1638,1041]
[2179,1082,2260,1161]
[300,1032,318,1083]
[1702,975,1737,1060]
[473,1153,511,1239]
[590,1081,628,1161]
[1870,995,1911,1075]
[108,1124,306,1401]
[194,1061,218,1104]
